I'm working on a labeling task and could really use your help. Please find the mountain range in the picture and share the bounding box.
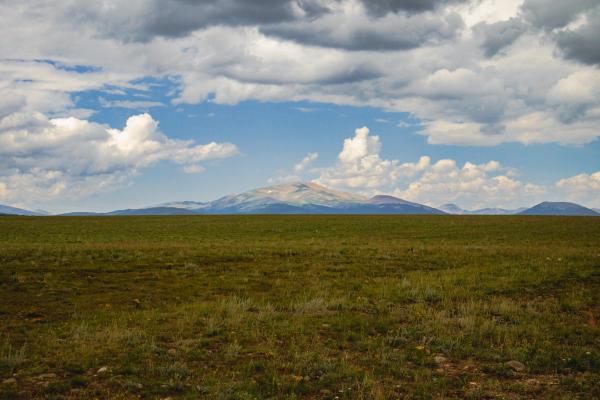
[159,182,446,215]
[438,203,527,215]
[439,202,599,216]
[0,182,598,216]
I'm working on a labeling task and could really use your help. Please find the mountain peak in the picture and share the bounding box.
[216,181,367,209]
[268,181,338,192]
[263,181,327,192]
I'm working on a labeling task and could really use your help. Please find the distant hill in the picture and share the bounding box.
[157,201,207,210]
[367,195,446,215]
[469,207,526,215]
[108,207,198,216]
[59,212,105,216]
[439,203,524,215]
[518,202,599,216]
[62,207,198,216]
[0,204,42,216]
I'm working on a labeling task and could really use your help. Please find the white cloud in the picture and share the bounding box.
[294,152,318,172]
[0,60,138,118]
[556,171,600,207]
[294,107,317,113]
[547,70,599,104]
[263,2,465,51]
[99,97,165,110]
[338,127,379,163]
[317,126,431,189]
[182,164,206,174]
[269,152,319,184]
[0,0,599,150]
[314,126,600,208]
[455,0,523,27]
[0,113,238,204]
[393,161,546,208]
[314,126,548,208]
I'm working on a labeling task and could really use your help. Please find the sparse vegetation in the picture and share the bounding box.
[0,215,598,399]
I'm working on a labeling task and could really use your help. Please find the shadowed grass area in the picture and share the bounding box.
[0,215,598,399]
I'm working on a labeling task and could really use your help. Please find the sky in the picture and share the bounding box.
[0,0,599,213]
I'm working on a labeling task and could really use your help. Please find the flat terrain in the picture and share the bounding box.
[0,216,598,399]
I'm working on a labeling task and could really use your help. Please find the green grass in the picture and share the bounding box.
[0,215,598,399]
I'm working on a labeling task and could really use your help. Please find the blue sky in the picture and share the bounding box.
[0,0,599,213]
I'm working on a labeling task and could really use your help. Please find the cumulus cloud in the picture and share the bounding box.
[317,127,431,189]
[314,126,549,208]
[554,7,600,66]
[53,0,469,49]
[315,126,416,188]
[263,6,465,51]
[0,0,599,148]
[0,113,238,203]
[474,18,527,57]
[65,0,331,43]
[521,0,600,66]
[521,0,597,30]
[555,171,600,206]
[312,126,600,208]
[392,161,546,208]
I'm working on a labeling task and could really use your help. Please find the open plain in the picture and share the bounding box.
[0,215,599,399]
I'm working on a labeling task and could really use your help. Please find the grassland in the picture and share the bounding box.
[0,215,598,399]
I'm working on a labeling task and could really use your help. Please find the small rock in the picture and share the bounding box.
[434,355,447,364]
[196,385,209,394]
[506,360,526,372]
[97,366,109,374]
[2,378,17,385]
